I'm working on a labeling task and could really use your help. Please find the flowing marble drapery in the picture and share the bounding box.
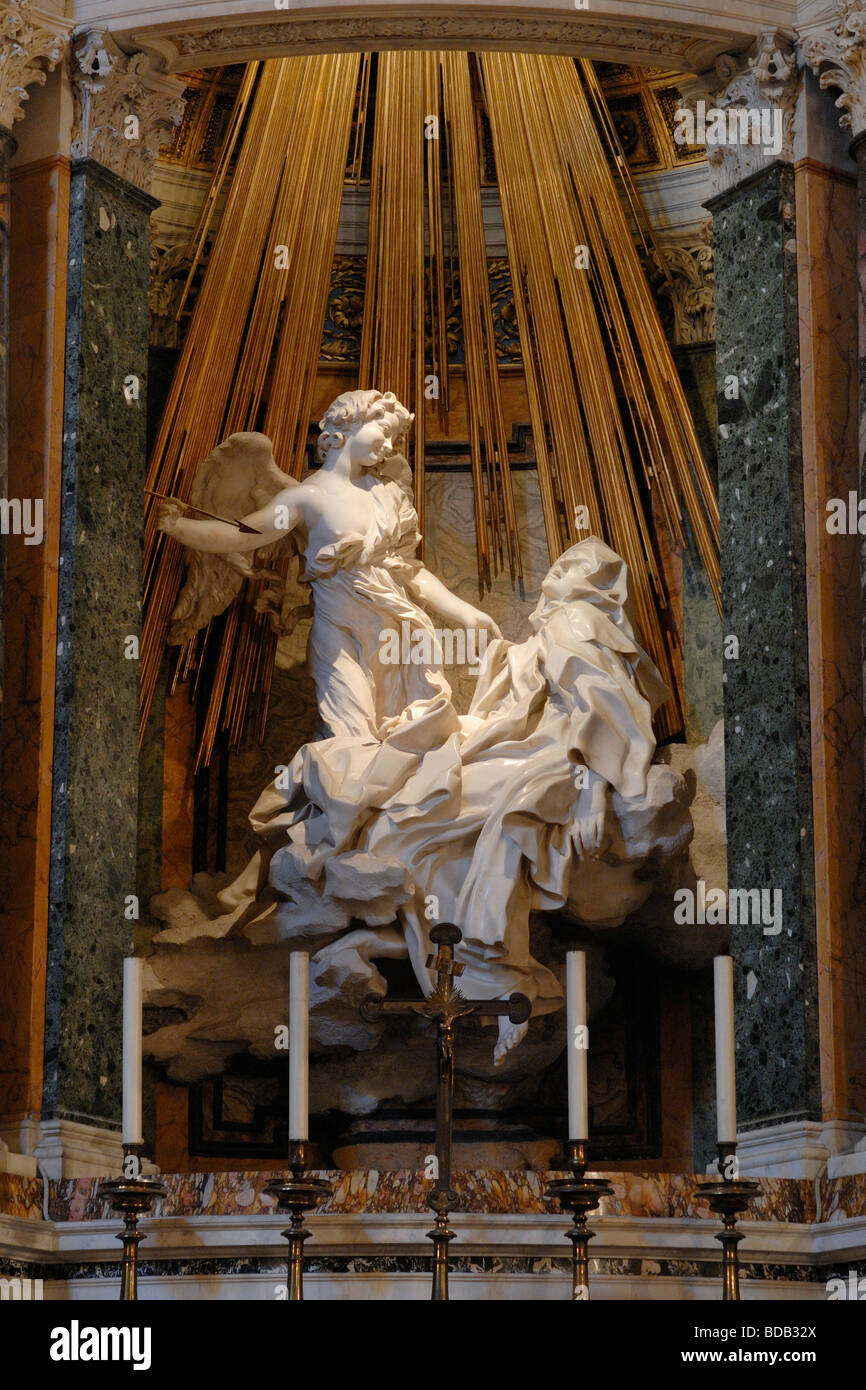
[153,521,692,1052]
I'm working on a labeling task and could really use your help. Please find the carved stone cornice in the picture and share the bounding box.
[70,27,185,194]
[131,12,749,77]
[679,31,799,199]
[801,1,866,141]
[652,224,715,346]
[0,0,69,131]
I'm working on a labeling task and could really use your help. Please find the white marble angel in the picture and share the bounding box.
[159,390,500,738]
[156,389,691,1063]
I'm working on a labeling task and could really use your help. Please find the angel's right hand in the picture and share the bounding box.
[156,499,186,535]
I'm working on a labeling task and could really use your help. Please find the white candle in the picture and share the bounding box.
[122,956,144,1146]
[289,951,309,1142]
[713,955,737,1144]
[566,950,588,1140]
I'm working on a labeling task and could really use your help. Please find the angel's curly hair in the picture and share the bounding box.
[316,389,413,465]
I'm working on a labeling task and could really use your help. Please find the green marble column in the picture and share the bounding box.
[707,160,821,1136]
[43,157,156,1131]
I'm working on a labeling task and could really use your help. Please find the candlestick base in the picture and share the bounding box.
[425,1185,459,1302]
[545,1139,612,1301]
[696,1142,760,1301]
[265,1140,332,1301]
[98,1144,166,1301]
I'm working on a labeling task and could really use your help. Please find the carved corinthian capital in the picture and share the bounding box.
[0,0,69,132]
[652,225,715,347]
[679,31,799,199]
[70,28,185,194]
[802,1,866,140]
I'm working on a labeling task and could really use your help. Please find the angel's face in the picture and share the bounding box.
[347,400,393,468]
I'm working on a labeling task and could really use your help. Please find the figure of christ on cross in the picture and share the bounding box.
[361,923,531,1301]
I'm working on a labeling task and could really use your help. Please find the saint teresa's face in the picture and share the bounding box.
[542,553,593,603]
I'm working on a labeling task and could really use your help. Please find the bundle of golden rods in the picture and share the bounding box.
[440,53,520,582]
[141,56,360,764]
[480,52,719,734]
[142,50,720,761]
[358,52,436,540]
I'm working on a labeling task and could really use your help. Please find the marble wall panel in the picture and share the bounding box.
[794,159,866,1123]
[40,1165,840,1224]
[0,1173,43,1219]
[0,156,69,1121]
[0,130,14,767]
[423,464,552,714]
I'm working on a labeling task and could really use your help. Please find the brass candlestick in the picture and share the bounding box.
[697,1141,760,1300]
[545,1140,612,1300]
[362,922,531,1301]
[265,1140,332,1301]
[98,1144,166,1301]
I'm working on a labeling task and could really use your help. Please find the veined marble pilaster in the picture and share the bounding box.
[698,31,821,1140]
[702,20,866,1157]
[0,124,15,780]
[686,22,866,1158]
[0,4,70,1152]
[0,2,69,779]
[793,156,866,1132]
[0,152,69,1130]
[42,38,182,1133]
[708,158,821,1135]
[679,32,828,1142]
[803,7,866,707]
[800,2,866,1173]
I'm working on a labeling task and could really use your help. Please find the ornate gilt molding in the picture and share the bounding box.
[0,0,70,131]
[801,1,866,141]
[678,31,799,198]
[70,27,185,194]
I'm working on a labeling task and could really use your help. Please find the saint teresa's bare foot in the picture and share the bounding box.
[494,1014,529,1066]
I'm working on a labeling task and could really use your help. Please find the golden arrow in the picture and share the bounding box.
[145,488,262,535]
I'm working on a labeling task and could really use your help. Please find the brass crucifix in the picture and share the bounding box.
[361,922,531,1301]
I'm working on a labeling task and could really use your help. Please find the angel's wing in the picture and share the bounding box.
[188,430,293,517]
[167,432,299,645]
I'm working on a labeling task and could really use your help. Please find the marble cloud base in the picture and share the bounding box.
[1,1170,864,1300]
